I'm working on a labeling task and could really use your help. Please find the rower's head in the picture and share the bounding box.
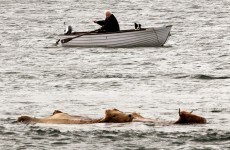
[105,10,112,18]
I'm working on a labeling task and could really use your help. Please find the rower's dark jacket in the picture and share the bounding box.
[96,14,120,32]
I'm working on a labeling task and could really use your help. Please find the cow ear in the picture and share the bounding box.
[52,110,62,115]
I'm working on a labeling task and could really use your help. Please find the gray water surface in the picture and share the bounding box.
[0,0,230,149]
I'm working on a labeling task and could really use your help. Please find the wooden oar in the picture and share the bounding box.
[55,29,97,46]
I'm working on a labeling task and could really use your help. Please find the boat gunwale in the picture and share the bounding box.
[58,25,173,36]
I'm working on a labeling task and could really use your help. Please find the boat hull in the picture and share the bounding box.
[58,25,172,47]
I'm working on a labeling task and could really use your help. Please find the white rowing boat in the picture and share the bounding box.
[57,25,172,47]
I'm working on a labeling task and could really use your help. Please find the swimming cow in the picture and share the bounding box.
[17,108,134,124]
[17,108,207,125]
[174,109,207,124]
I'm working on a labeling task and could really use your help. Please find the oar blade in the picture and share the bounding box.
[54,39,60,46]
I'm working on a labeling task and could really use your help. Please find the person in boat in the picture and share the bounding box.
[94,10,120,32]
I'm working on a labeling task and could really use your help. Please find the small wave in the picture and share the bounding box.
[211,110,222,113]
[192,74,230,80]
[192,129,230,142]
[104,74,137,79]
[4,71,20,75]
[1,118,17,123]
[18,74,37,79]
[26,126,62,137]
[78,74,139,79]
[174,75,190,79]
[162,73,190,79]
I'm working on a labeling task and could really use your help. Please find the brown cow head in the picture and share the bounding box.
[100,108,134,123]
[17,116,32,123]
[174,109,207,124]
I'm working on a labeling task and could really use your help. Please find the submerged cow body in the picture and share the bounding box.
[17,108,206,125]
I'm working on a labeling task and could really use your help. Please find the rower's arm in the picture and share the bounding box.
[95,20,105,26]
